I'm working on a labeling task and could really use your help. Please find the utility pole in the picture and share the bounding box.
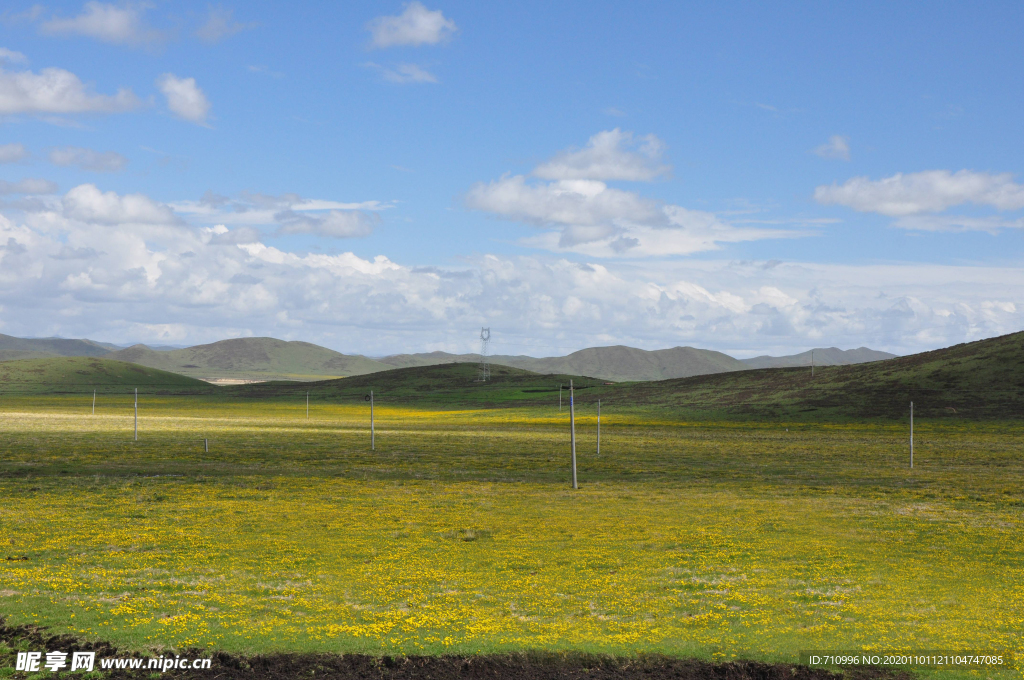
[597,399,601,457]
[570,380,577,489]
[910,401,914,469]
[559,384,562,412]
[370,390,375,451]
[134,388,138,442]
[306,391,309,420]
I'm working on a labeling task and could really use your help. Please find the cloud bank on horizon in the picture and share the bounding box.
[0,2,1022,357]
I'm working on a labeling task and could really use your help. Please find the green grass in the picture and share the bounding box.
[0,357,211,394]
[0,393,1021,680]
[6,329,1024,422]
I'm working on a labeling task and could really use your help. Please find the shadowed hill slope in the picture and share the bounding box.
[0,357,212,393]
[605,331,1024,420]
[4,333,1022,420]
[378,345,747,381]
[234,330,1024,419]
[107,338,390,381]
[228,362,604,407]
[741,346,896,369]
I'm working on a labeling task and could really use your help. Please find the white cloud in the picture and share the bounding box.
[0,178,58,194]
[202,224,262,245]
[156,74,211,125]
[0,65,140,114]
[368,2,456,48]
[467,176,665,231]
[40,2,163,47]
[62,183,179,225]
[533,129,669,181]
[467,131,796,257]
[0,143,27,163]
[0,188,1021,357]
[367,62,438,84]
[0,183,1019,357]
[813,135,850,161]
[195,6,255,43]
[0,48,28,64]
[275,209,379,238]
[169,192,392,230]
[49,146,128,172]
[814,170,1024,216]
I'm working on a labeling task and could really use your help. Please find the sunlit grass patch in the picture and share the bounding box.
[0,395,1021,679]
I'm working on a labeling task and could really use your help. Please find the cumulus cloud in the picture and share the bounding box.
[0,189,1020,357]
[156,74,211,125]
[40,2,163,47]
[49,146,128,172]
[195,6,256,43]
[467,176,665,230]
[366,62,438,84]
[533,129,670,181]
[0,178,58,194]
[0,143,27,163]
[813,135,850,161]
[0,48,28,64]
[62,183,179,225]
[815,170,1024,216]
[0,65,140,115]
[368,2,456,48]
[467,130,796,257]
[275,210,379,238]
[203,224,262,245]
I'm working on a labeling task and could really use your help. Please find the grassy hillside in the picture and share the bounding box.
[606,331,1024,420]
[239,331,1024,419]
[4,332,1023,420]
[741,346,896,369]
[229,362,604,407]
[107,337,390,380]
[378,345,747,381]
[0,333,111,358]
[0,350,59,362]
[0,357,212,393]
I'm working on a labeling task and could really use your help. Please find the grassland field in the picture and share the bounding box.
[0,389,1022,680]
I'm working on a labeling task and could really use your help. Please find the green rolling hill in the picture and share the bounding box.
[106,338,390,381]
[377,345,748,381]
[1,331,1022,420]
[0,333,112,362]
[236,330,1024,419]
[0,332,898,383]
[0,357,212,393]
[602,330,1024,420]
[228,362,603,407]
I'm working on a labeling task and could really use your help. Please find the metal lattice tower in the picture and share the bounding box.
[477,327,491,381]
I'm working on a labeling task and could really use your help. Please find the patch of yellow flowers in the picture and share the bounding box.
[0,400,1021,672]
[1,475,1021,661]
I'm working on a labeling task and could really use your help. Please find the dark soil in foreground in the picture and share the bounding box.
[1,620,911,680]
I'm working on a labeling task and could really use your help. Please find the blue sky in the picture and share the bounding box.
[1,1,1023,357]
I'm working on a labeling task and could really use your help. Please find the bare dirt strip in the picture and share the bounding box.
[1,620,910,680]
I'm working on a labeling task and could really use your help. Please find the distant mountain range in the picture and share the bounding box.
[0,333,897,382]
[740,347,895,369]
[0,333,112,362]
[378,346,746,382]
[105,339,387,381]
